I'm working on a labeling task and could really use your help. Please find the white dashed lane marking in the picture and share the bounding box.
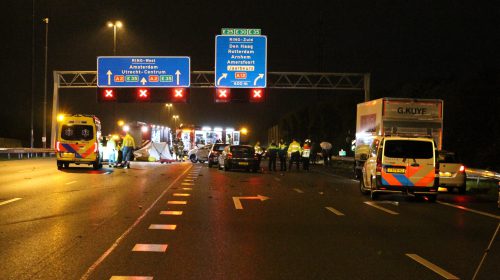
[325,206,345,216]
[181,183,194,186]
[182,188,193,191]
[364,201,399,215]
[293,188,304,193]
[160,210,183,215]
[167,201,187,205]
[109,276,153,280]
[406,254,459,279]
[65,181,77,185]
[173,193,191,197]
[132,244,168,252]
[149,224,177,230]
[0,198,22,206]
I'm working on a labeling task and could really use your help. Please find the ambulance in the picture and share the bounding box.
[55,114,103,170]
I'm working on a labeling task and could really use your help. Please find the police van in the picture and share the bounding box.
[55,114,103,170]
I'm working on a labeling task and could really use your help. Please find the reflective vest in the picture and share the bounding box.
[287,141,302,154]
[302,143,311,158]
[122,134,136,148]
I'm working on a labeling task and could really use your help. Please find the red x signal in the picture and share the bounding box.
[171,88,188,103]
[98,88,117,102]
[215,88,231,103]
[250,88,265,102]
[136,88,150,101]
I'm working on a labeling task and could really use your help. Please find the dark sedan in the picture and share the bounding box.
[218,145,260,172]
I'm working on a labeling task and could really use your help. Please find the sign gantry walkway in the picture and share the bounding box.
[51,70,370,148]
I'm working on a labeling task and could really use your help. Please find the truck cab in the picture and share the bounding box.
[360,136,439,201]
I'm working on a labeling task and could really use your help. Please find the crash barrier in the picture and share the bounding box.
[0,148,55,160]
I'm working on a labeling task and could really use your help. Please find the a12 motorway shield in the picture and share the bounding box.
[97,56,190,88]
[215,35,267,88]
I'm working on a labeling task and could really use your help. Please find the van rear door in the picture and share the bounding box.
[382,139,435,187]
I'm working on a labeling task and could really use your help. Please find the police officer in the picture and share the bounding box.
[302,139,311,171]
[287,138,302,171]
[278,139,287,171]
[267,141,279,172]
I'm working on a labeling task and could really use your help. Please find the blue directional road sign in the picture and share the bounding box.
[97,56,190,87]
[215,35,267,88]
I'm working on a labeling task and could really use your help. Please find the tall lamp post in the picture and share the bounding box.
[172,115,179,143]
[107,21,123,56]
[42,18,49,148]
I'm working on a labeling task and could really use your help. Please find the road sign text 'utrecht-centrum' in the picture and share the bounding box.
[215,35,267,88]
[97,56,190,88]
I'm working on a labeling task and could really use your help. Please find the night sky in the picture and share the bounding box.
[1,1,499,158]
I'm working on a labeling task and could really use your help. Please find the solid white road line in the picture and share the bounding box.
[110,276,153,280]
[0,198,22,206]
[406,254,459,279]
[437,201,500,220]
[160,210,183,216]
[132,244,168,252]
[364,201,399,215]
[167,200,187,205]
[65,181,77,185]
[326,206,345,216]
[149,224,177,230]
[79,164,193,280]
[293,188,304,193]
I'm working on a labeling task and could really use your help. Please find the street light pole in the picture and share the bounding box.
[42,18,49,148]
[113,24,117,56]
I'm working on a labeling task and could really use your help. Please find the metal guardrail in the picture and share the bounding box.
[0,148,55,159]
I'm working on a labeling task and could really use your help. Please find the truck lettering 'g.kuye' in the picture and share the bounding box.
[354,98,443,179]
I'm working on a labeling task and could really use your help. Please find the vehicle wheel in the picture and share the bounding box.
[224,162,230,171]
[93,162,100,170]
[370,179,378,200]
[199,160,205,163]
[447,187,454,193]
[360,176,370,195]
[190,155,197,163]
[63,162,69,168]
[427,195,437,202]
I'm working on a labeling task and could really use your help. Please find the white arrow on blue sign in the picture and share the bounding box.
[215,35,267,88]
[97,56,190,88]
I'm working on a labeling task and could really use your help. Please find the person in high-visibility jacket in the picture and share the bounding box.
[302,139,312,171]
[287,138,302,171]
[267,141,279,172]
[278,139,288,171]
[121,132,136,169]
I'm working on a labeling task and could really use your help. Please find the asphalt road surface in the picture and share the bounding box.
[0,158,498,280]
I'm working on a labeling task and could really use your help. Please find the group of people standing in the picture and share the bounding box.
[103,132,136,169]
[262,138,325,172]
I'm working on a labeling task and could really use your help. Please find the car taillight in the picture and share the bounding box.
[459,165,465,172]
[56,141,61,152]
[227,152,232,159]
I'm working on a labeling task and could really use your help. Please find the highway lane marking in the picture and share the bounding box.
[132,244,168,252]
[65,181,77,185]
[182,182,194,186]
[364,201,399,215]
[406,254,459,279]
[168,200,187,205]
[274,177,281,182]
[160,210,183,215]
[149,224,177,230]
[293,188,304,193]
[233,195,270,210]
[110,276,153,280]
[326,206,345,216]
[183,179,194,182]
[79,164,193,280]
[437,201,500,220]
[0,198,22,206]
[182,187,193,191]
[173,193,191,197]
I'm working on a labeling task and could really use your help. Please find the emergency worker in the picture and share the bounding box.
[302,139,311,171]
[107,135,117,167]
[278,139,287,171]
[177,138,185,161]
[287,138,302,171]
[254,141,263,166]
[121,132,136,169]
[267,141,279,172]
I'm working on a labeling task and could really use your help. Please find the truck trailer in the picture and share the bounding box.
[354,98,443,179]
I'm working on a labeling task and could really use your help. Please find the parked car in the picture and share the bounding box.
[188,144,212,163]
[218,145,260,172]
[208,143,229,167]
[438,151,466,193]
